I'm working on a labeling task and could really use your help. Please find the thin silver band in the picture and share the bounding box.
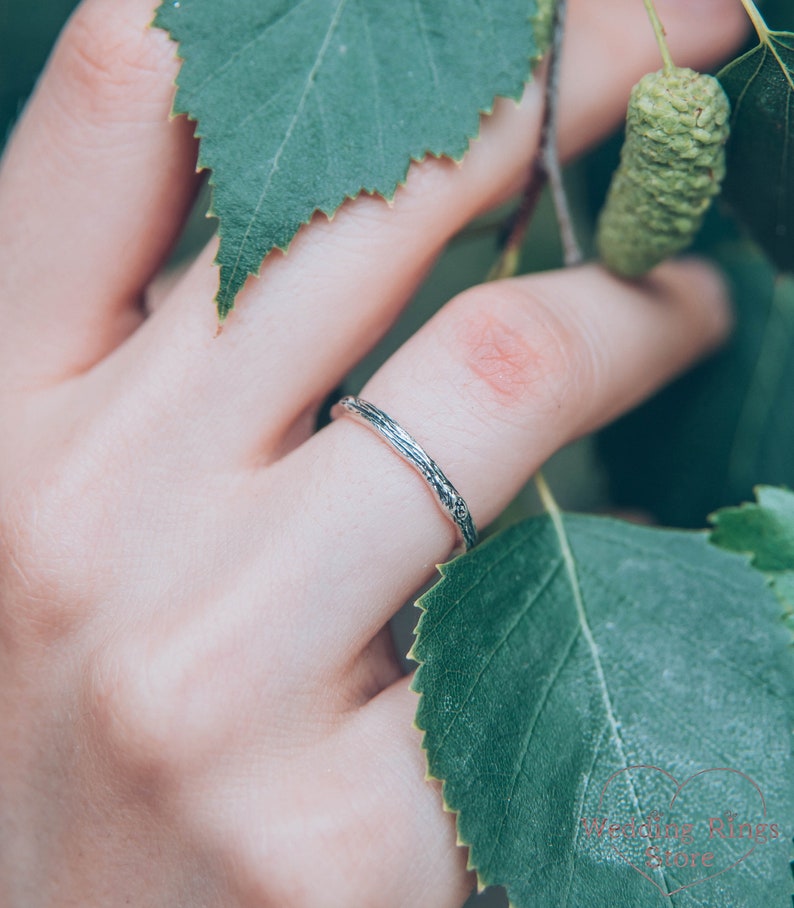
[331,396,478,552]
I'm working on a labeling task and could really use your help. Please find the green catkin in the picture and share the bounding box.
[596,67,731,278]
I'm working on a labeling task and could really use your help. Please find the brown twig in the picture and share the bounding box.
[488,0,582,281]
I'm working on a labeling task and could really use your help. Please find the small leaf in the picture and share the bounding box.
[154,0,552,319]
[710,485,794,633]
[718,30,794,272]
[412,514,794,906]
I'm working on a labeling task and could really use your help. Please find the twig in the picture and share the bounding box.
[486,157,546,281]
[488,0,582,281]
[541,0,582,267]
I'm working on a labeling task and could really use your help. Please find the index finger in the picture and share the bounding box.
[0,0,200,387]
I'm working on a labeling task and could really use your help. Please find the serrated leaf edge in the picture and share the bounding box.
[411,558,554,907]
[708,485,794,644]
[409,511,645,905]
[151,4,551,319]
[411,511,792,905]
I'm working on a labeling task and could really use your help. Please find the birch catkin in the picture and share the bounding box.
[596,67,731,278]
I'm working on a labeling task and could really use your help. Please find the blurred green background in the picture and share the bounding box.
[1,1,79,144]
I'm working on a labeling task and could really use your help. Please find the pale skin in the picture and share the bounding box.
[0,1,748,906]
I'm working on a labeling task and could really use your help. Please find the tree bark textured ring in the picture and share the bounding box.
[331,396,478,552]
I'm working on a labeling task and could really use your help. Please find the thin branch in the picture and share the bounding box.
[488,0,582,281]
[486,172,546,280]
[541,0,582,267]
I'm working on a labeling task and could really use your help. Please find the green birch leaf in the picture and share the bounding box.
[154,0,553,319]
[718,30,794,272]
[710,485,794,633]
[412,513,794,907]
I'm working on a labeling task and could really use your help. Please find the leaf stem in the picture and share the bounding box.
[642,0,676,75]
[533,469,560,519]
[733,1,794,93]
[738,0,770,43]
[534,469,674,889]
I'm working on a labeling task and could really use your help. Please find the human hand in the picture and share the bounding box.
[0,1,747,905]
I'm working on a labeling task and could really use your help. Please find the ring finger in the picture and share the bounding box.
[274,259,731,654]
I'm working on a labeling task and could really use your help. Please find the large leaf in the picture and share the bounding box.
[711,485,794,633]
[718,29,794,273]
[154,0,552,319]
[412,513,794,907]
[597,230,794,528]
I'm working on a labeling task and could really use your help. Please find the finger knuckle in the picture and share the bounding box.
[228,791,404,908]
[448,281,591,425]
[57,3,171,113]
[0,467,94,647]
[83,636,206,789]
[0,400,157,647]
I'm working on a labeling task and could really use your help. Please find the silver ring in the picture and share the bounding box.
[331,396,478,552]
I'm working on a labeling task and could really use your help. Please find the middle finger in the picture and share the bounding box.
[90,0,746,468]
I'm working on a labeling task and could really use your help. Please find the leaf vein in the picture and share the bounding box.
[360,8,386,172]
[222,0,350,296]
[560,720,612,905]
[415,532,531,649]
[544,509,673,894]
[578,557,786,698]
[187,0,313,102]
[433,557,565,754]
[413,0,441,92]
[483,620,582,871]
[575,525,758,592]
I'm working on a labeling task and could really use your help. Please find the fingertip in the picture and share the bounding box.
[645,257,734,354]
[0,0,201,383]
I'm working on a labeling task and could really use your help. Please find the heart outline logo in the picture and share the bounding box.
[596,764,766,897]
